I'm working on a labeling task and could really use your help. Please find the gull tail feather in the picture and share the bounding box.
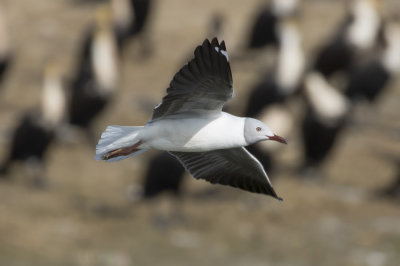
[95,125,147,162]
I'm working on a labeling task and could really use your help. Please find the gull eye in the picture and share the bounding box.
[256,127,262,132]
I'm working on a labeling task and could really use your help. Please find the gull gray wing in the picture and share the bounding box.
[151,38,233,120]
[169,147,282,200]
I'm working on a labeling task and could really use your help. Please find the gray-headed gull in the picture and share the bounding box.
[95,38,286,200]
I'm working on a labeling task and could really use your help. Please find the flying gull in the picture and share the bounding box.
[95,38,286,200]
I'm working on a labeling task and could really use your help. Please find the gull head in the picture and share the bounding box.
[244,118,287,145]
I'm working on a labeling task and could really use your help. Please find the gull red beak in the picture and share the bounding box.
[268,134,287,144]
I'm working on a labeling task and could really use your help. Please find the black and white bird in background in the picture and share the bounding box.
[299,72,350,177]
[0,64,67,186]
[246,0,299,49]
[95,38,287,200]
[140,152,186,199]
[244,18,304,172]
[312,0,383,79]
[68,5,119,143]
[111,0,153,55]
[345,18,400,103]
[245,18,305,117]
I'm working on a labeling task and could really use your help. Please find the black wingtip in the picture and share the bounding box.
[220,40,226,50]
[202,38,211,47]
[201,37,228,54]
[210,37,219,46]
[269,187,283,201]
[271,192,283,201]
[207,37,227,50]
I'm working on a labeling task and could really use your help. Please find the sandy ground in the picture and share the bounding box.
[0,0,400,265]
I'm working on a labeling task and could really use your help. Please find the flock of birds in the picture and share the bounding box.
[0,0,151,182]
[0,0,399,201]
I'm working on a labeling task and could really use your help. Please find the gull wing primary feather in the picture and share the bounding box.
[151,38,233,120]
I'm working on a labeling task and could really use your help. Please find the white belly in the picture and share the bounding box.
[140,113,246,152]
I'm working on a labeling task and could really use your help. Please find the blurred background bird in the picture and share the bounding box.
[299,72,350,178]
[312,0,383,80]
[345,18,400,103]
[246,0,300,50]
[244,18,304,117]
[111,0,153,56]
[244,17,304,172]
[67,4,119,144]
[0,63,67,186]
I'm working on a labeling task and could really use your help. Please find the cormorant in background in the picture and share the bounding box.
[0,64,67,185]
[345,19,400,102]
[245,19,304,117]
[312,0,383,78]
[68,5,119,142]
[246,0,299,49]
[141,152,185,199]
[112,0,153,49]
[299,72,350,176]
[244,19,303,171]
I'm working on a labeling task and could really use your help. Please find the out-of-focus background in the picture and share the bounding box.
[0,0,399,265]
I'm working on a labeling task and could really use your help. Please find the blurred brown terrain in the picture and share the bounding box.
[0,0,400,265]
